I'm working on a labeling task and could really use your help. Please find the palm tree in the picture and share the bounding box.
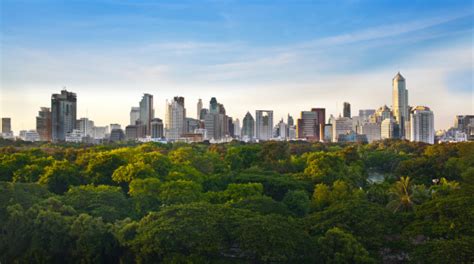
[387,176,413,213]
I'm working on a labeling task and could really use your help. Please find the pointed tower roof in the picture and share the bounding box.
[393,72,405,81]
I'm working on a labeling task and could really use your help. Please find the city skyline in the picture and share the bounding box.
[1,1,473,132]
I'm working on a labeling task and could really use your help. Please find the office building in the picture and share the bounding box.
[233,118,241,138]
[361,123,381,143]
[410,106,434,144]
[392,72,409,139]
[1,118,11,134]
[343,102,351,118]
[139,94,154,136]
[165,96,186,140]
[36,107,52,141]
[130,107,140,125]
[297,111,318,141]
[256,110,273,141]
[151,118,164,139]
[381,117,396,139]
[125,122,146,140]
[359,109,376,123]
[92,126,108,139]
[197,99,203,120]
[19,130,40,142]
[276,119,287,139]
[51,89,77,142]
[332,116,353,142]
[242,112,255,140]
[110,128,125,142]
[76,117,94,137]
[110,124,121,131]
[185,118,200,134]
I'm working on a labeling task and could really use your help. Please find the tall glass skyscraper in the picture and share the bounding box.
[392,72,409,139]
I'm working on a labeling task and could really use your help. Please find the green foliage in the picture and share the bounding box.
[158,180,204,205]
[318,227,375,264]
[39,160,82,194]
[63,185,131,222]
[0,141,472,263]
[282,189,310,216]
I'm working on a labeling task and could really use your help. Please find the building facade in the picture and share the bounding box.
[51,90,77,142]
[242,112,255,140]
[410,106,434,144]
[165,96,186,140]
[392,72,409,139]
[36,107,52,141]
[256,110,273,141]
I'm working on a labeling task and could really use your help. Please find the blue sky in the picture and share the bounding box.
[1,0,473,131]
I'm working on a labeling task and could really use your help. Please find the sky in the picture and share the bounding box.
[1,0,473,133]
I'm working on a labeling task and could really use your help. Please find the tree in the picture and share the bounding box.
[63,185,131,222]
[129,178,161,215]
[38,160,82,194]
[282,190,310,217]
[84,152,127,185]
[69,214,120,263]
[225,183,263,203]
[386,176,413,213]
[158,180,203,205]
[318,227,375,264]
[304,152,349,184]
[112,161,157,184]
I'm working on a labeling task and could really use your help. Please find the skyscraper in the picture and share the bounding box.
[296,108,325,141]
[1,118,11,133]
[410,106,434,144]
[203,98,226,141]
[381,117,396,139]
[392,72,409,139]
[51,89,77,142]
[359,109,376,123]
[233,118,241,138]
[242,112,255,140]
[343,102,351,118]
[197,99,203,120]
[209,97,219,114]
[165,96,186,140]
[139,94,154,136]
[256,110,273,141]
[332,116,353,142]
[36,107,52,141]
[130,107,140,125]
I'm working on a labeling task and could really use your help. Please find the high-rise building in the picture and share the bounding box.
[197,99,203,120]
[209,97,219,114]
[233,118,241,138]
[392,72,409,139]
[125,122,146,140]
[130,107,140,125]
[185,118,200,134]
[256,110,273,141]
[76,117,94,137]
[165,96,186,140]
[381,117,396,139]
[371,105,392,123]
[51,89,77,142]
[453,115,474,140]
[110,124,121,131]
[151,118,164,139]
[359,109,376,123]
[332,116,353,142]
[139,94,154,136]
[110,128,125,142]
[410,106,434,144]
[297,108,325,141]
[36,107,52,141]
[361,123,381,143]
[1,118,11,133]
[276,119,287,139]
[242,112,255,140]
[287,114,294,127]
[343,102,351,118]
[199,108,209,120]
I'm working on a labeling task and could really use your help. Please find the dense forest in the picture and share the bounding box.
[0,139,473,263]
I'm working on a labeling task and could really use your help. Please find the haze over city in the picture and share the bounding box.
[1,0,473,133]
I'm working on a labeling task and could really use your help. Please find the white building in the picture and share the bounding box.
[233,118,241,138]
[19,130,40,142]
[410,106,434,144]
[165,97,186,140]
[332,116,353,142]
[256,110,273,141]
[130,107,140,125]
[65,129,83,143]
[381,117,396,139]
